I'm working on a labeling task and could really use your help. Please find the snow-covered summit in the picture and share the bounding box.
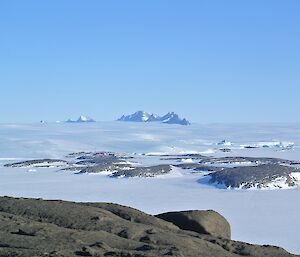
[77,115,95,122]
[118,111,190,125]
[66,115,95,123]
[160,112,191,125]
[118,111,152,122]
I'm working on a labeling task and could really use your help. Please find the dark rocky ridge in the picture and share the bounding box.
[0,197,297,257]
[110,165,173,178]
[4,159,68,168]
[208,164,300,189]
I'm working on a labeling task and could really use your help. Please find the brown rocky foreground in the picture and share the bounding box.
[0,197,298,257]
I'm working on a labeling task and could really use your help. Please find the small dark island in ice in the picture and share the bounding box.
[5,151,300,190]
[208,164,300,189]
[4,159,68,168]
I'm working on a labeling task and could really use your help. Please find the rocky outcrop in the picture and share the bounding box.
[111,164,173,178]
[0,197,297,257]
[4,153,300,189]
[156,210,231,239]
[4,159,68,168]
[208,164,300,189]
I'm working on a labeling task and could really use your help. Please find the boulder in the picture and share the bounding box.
[156,210,231,239]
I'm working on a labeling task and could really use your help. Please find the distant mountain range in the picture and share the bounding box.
[64,112,190,125]
[66,115,95,123]
[118,111,191,125]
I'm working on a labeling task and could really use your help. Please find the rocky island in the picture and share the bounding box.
[4,152,300,189]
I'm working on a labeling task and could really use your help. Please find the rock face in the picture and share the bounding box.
[0,197,297,257]
[156,210,231,240]
[118,111,191,125]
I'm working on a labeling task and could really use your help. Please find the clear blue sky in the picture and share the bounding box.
[0,0,299,123]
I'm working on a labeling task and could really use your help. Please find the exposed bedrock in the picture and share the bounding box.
[0,197,298,257]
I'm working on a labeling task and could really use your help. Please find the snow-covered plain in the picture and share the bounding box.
[0,122,300,254]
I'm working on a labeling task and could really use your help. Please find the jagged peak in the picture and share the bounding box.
[118,111,190,125]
